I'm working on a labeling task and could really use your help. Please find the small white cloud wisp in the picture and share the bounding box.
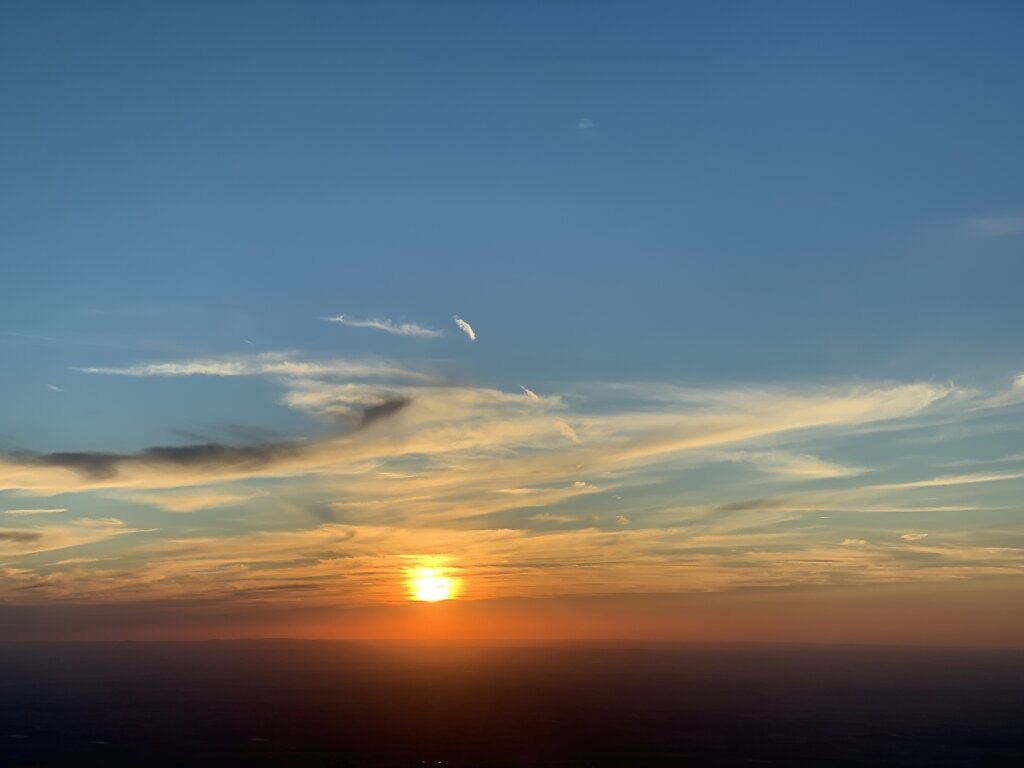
[453,315,477,341]
[324,315,442,338]
[968,212,1024,237]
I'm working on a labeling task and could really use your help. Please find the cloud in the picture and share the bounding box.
[971,374,1024,410]
[724,450,868,479]
[578,118,594,129]
[357,396,412,429]
[2,331,62,345]
[968,212,1024,237]
[324,315,442,338]
[453,315,476,341]
[555,418,580,443]
[73,352,434,382]
[11,512,1017,607]
[0,383,570,495]
[121,490,259,513]
[607,383,950,467]
[874,470,1024,490]
[0,378,953,499]
[4,508,67,516]
[901,533,929,541]
[45,384,63,392]
[520,386,540,400]
[525,512,581,524]
[0,530,43,543]
[6,441,306,483]
[0,517,137,557]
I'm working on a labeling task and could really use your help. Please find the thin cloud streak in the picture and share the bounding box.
[872,470,1024,490]
[968,212,1024,237]
[0,517,140,557]
[73,352,437,382]
[121,490,260,513]
[324,315,442,338]
[723,450,868,479]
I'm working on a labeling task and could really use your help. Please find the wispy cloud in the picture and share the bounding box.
[453,315,476,341]
[324,315,442,338]
[122,490,260,513]
[2,331,62,345]
[555,418,579,443]
[0,378,951,496]
[901,533,929,541]
[968,212,1024,237]
[874,470,1024,490]
[525,512,582,524]
[724,450,868,479]
[0,517,139,557]
[520,385,540,400]
[73,352,435,382]
[45,383,63,392]
[578,118,594,129]
[4,508,67,516]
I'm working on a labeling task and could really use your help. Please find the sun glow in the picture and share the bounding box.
[409,567,456,602]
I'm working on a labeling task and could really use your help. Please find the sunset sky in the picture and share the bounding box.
[2,1,1023,644]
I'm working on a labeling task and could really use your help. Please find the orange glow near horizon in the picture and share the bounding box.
[408,567,457,602]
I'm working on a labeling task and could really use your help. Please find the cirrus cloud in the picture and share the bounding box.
[324,315,442,338]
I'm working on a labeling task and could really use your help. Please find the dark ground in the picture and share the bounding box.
[0,641,1022,767]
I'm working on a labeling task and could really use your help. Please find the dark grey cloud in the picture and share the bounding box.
[0,530,43,543]
[716,498,784,512]
[358,396,411,430]
[30,452,123,480]
[4,394,411,483]
[8,441,304,481]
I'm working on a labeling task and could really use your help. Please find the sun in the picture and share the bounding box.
[409,567,455,602]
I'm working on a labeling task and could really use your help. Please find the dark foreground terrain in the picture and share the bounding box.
[1,641,1022,767]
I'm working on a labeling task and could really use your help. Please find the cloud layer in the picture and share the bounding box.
[1,351,1022,612]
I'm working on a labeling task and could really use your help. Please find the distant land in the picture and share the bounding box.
[2,641,1022,767]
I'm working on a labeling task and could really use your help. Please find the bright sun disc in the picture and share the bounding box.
[410,568,455,602]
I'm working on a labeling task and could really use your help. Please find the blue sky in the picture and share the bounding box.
[1,2,1023,633]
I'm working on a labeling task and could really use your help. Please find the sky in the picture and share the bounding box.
[1,1,1023,644]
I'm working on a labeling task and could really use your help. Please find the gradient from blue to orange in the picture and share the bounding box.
[1,1,1023,643]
